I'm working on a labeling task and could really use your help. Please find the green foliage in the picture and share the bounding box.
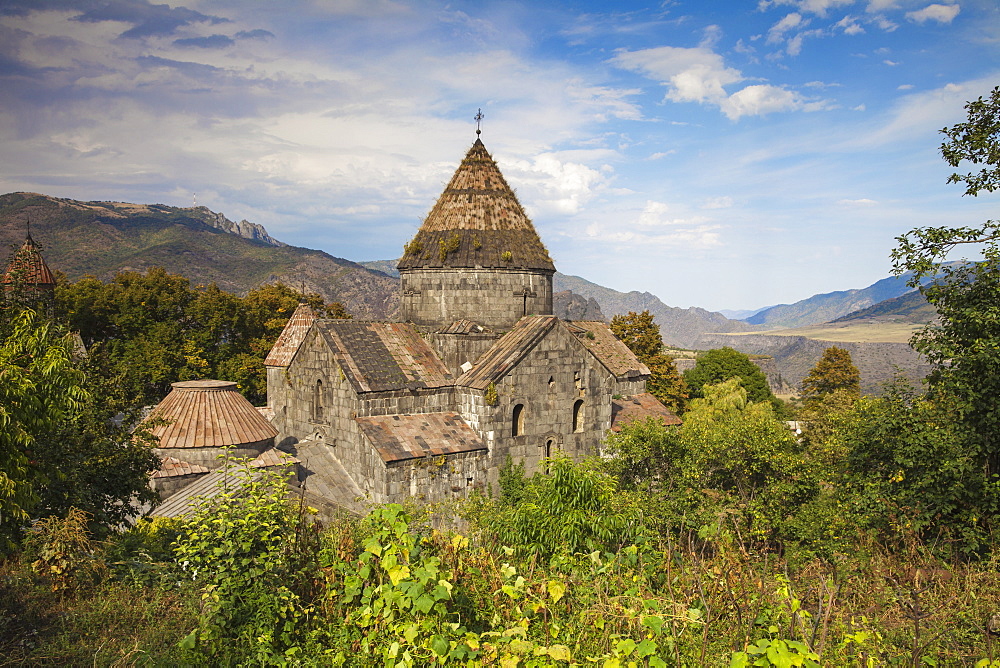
[173,460,319,663]
[645,352,689,413]
[610,310,663,361]
[611,310,689,412]
[685,347,776,405]
[834,382,999,555]
[481,455,644,559]
[497,454,528,506]
[55,268,348,406]
[0,308,86,550]
[891,86,1000,480]
[800,346,860,412]
[27,507,104,591]
[940,85,1000,197]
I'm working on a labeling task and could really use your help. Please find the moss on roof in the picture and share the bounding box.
[397,139,555,272]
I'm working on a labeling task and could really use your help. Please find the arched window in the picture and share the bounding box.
[544,439,554,474]
[512,403,525,437]
[311,379,324,421]
[572,399,584,433]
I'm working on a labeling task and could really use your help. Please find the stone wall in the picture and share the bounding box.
[384,450,488,503]
[426,332,500,377]
[459,323,615,489]
[400,268,553,330]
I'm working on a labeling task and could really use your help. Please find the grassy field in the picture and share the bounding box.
[729,320,925,343]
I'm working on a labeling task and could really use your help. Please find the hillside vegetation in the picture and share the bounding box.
[0,193,398,320]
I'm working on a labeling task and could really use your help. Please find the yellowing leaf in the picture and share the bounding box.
[546,580,566,603]
[388,565,410,586]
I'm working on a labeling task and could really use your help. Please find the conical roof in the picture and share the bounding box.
[2,234,55,286]
[397,138,555,271]
[143,379,278,449]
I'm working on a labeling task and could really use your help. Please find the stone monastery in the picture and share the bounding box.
[1,135,680,516]
[248,135,680,511]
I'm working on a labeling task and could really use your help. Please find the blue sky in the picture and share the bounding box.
[1,0,997,311]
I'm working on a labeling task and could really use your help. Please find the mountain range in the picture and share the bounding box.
[2,192,937,392]
[0,193,398,320]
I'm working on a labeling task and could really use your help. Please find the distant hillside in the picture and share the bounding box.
[553,273,753,348]
[0,193,398,320]
[746,275,922,329]
[695,332,930,395]
[833,289,937,324]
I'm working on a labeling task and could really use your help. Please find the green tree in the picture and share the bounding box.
[0,309,85,549]
[834,382,998,555]
[800,346,860,411]
[55,269,350,407]
[890,86,1000,476]
[684,347,775,405]
[610,310,662,360]
[610,310,688,412]
[605,378,812,544]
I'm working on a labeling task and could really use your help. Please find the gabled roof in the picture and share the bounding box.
[248,448,300,468]
[611,393,682,432]
[570,321,651,379]
[316,321,452,393]
[397,138,555,272]
[356,412,487,463]
[264,303,316,367]
[2,234,55,286]
[456,315,558,390]
[142,379,278,449]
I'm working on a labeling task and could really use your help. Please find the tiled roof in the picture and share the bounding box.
[317,321,452,393]
[571,321,651,378]
[456,315,557,390]
[610,393,682,432]
[248,448,300,468]
[356,412,487,463]
[397,139,555,272]
[149,467,262,519]
[151,456,210,479]
[142,379,278,449]
[2,234,55,286]
[264,303,316,367]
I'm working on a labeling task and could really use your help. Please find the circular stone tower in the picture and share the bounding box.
[397,138,555,331]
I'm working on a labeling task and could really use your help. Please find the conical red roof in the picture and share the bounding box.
[143,379,278,449]
[2,234,55,286]
[397,138,554,271]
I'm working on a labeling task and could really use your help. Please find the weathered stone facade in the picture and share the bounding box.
[401,267,553,331]
[264,137,679,511]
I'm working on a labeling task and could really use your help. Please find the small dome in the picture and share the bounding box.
[143,379,278,449]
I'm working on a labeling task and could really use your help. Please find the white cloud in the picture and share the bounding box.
[505,153,612,216]
[767,12,806,44]
[905,3,961,23]
[721,85,805,119]
[611,46,815,120]
[759,0,854,16]
[897,83,915,90]
[834,15,866,34]
[611,46,742,105]
[838,198,878,205]
[883,59,900,65]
